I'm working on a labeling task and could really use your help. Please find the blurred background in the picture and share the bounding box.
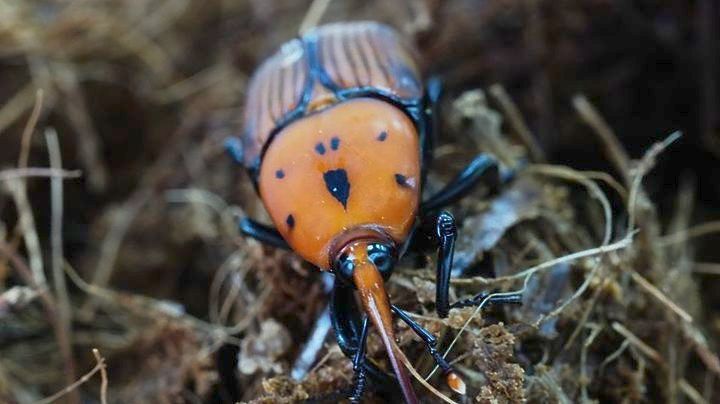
[0,0,718,403]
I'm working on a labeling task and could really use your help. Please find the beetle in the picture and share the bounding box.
[226,21,522,403]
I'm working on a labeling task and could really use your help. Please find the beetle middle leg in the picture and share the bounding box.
[421,154,514,213]
[420,77,518,212]
[423,210,523,318]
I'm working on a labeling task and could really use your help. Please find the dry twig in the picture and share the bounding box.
[489,84,546,163]
[18,89,44,169]
[659,221,720,247]
[46,128,78,393]
[611,322,663,365]
[93,349,108,404]
[299,0,333,35]
[630,271,693,323]
[0,168,82,181]
[573,95,632,183]
[394,343,458,404]
[627,131,682,233]
[34,349,107,404]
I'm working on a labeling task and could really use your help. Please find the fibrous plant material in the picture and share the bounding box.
[0,1,717,403]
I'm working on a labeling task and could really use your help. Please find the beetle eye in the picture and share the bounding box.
[336,252,355,280]
[367,243,395,276]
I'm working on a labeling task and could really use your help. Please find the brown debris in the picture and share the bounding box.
[473,324,525,404]
[109,321,219,403]
[238,319,292,375]
[0,1,718,403]
[253,377,310,404]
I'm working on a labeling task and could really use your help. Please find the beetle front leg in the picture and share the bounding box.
[391,305,466,394]
[238,218,290,250]
[427,210,522,318]
[330,280,399,400]
[225,139,290,251]
[225,139,291,251]
[348,316,370,403]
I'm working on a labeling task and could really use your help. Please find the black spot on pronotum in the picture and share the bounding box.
[395,174,413,189]
[323,169,350,209]
[286,214,295,229]
[315,142,326,155]
[330,136,340,150]
[275,169,285,179]
[377,131,388,141]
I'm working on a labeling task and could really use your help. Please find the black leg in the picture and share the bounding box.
[330,281,362,362]
[433,211,456,318]
[392,305,452,374]
[392,305,470,394]
[238,218,290,250]
[224,137,244,165]
[427,211,523,318]
[450,292,523,309]
[422,76,443,171]
[349,316,370,403]
[421,154,503,213]
[330,280,398,399]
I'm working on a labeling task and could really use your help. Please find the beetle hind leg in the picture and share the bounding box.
[421,76,443,170]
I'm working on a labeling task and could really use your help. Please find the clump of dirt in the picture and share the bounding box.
[473,324,525,404]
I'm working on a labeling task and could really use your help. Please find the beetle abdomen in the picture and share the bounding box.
[240,21,423,170]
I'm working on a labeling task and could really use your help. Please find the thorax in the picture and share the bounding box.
[257,98,421,268]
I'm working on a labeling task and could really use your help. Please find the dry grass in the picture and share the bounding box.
[0,1,718,403]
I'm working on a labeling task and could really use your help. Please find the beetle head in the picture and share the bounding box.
[331,235,418,403]
[334,239,397,284]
